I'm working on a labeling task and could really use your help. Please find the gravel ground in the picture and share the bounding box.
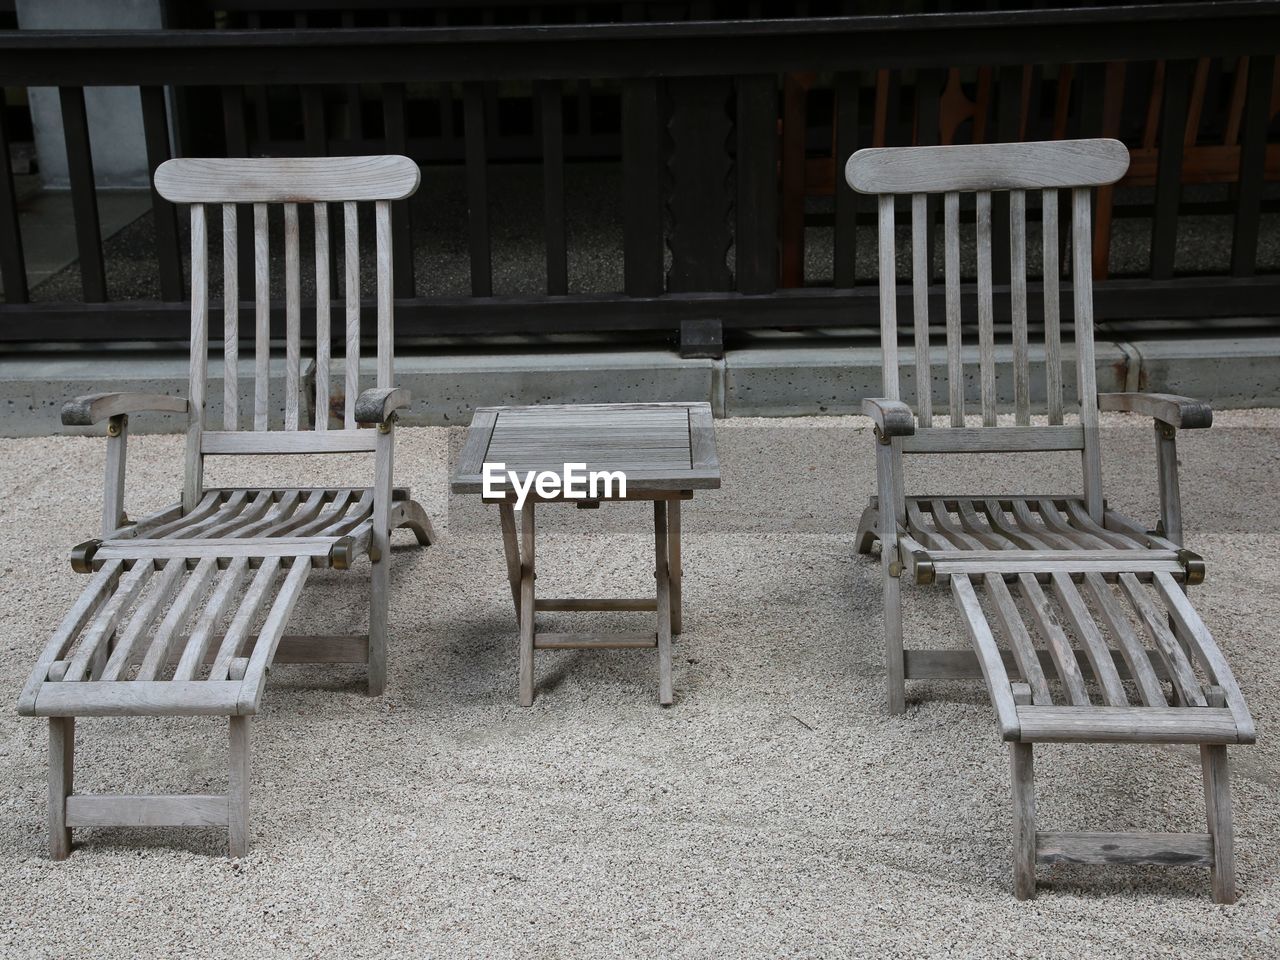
[1,410,1278,958]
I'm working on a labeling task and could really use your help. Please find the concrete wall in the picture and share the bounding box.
[16,0,165,189]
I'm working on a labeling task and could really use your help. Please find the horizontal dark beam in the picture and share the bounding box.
[3,276,1278,342]
[0,4,1276,84]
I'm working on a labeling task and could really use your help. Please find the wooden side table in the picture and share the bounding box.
[452,402,720,706]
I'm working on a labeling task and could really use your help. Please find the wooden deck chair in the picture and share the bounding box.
[845,139,1253,902]
[17,156,436,859]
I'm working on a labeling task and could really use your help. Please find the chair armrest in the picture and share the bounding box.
[1098,392,1212,430]
[862,398,915,439]
[62,392,187,426]
[354,387,411,425]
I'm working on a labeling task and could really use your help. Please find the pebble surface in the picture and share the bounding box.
[0,411,1277,958]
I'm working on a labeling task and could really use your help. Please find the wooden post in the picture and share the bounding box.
[654,500,674,706]
[48,717,74,860]
[498,502,523,622]
[1154,423,1183,545]
[228,715,249,858]
[1011,741,1036,900]
[1201,744,1235,903]
[102,414,129,536]
[669,498,683,636]
[368,426,393,696]
[519,503,536,707]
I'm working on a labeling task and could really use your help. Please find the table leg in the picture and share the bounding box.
[498,501,522,624]
[668,498,683,636]
[519,502,537,707]
[654,500,674,706]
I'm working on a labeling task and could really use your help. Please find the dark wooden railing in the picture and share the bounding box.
[0,2,1278,352]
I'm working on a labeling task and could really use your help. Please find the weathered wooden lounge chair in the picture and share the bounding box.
[18,156,435,859]
[846,139,1253,902]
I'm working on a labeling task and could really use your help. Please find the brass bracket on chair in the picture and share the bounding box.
[873,425,890,445]
[106,414,127,437]
[70,539,101,573]
[1178,548,1206,586]
[913,552,935,586]
[1159,423,1177,440]
[887,559,901,578]
[377,413,398,434]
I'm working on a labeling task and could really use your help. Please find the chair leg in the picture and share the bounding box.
[228,716,250,858]
[855,500,880,555]
[394,499,437,547]
[499,502,523,623]
[48,717,74,861]
[884,573,905,714]
[668,498,683,637]
[368,553,389,696]
[655,500,674,706]
[518,503,536,707]
[1011,741,1037,900]
[1201,744,1236,904]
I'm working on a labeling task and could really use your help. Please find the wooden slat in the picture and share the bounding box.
[63,562,154,683]
[910,193,932,426]
[136,559,218,681]
[1035,189,1063,426]
[463,82,492,297]
[253,202,270,431]
[1009,189,1030,424]
[66,794,229,829]
[209,558,280,681]
[235,557,312,713]
[984,574,1053,706]
[534,633,657,650]
[314,202,331,430]
[1081,572,1168,707]
[1016,706,1239,744]
[173,557,250,681]
[1117,573,1206,707]
[96,538,339,562]
[202,430,377,456]
[876,194,899,401]
[344,200,359,430]
[538,79,568,296]
[1036,831,1213,866]
[952,574,1020,740]
[943,190,963,426]
[284,202,302,431]
[902,426,1084,453]
[1017,573,1091,706]
[198,490,272,539]
[185,203,209,512]
[1049,572,1128,706]
[975,190,996,426]
[222,204,239,430]
[1072,187,1104,520]
[32,681,244,718]
[97,559,186,682]
[375,200,394,388]
[154,156,419,203]
[59,86,106,302]
[846,139,1129,193]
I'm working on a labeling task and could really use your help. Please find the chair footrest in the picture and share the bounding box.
[1036,831,1214,867]
[534,632,657,650]
[1016,706,1241,744]
[65,793,230,828]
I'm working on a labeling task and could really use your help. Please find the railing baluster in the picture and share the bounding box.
[735,75,778,296]
[537,79,568,296]
[1231,54,1275,278]
[621,78,664,297]
[58,86,107,302]
[381,82,415,298]
[0,98,28,304]
[139,85,183,302]
[222,86,254,297]
[1151,59,1194,280]
[833,71,860,288]
[463,82,492,297]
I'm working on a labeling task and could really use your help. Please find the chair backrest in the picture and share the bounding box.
[154,155,419,510]
[844,139,1129,518]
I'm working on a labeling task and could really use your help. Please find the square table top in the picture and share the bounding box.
[451,402,720,496]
